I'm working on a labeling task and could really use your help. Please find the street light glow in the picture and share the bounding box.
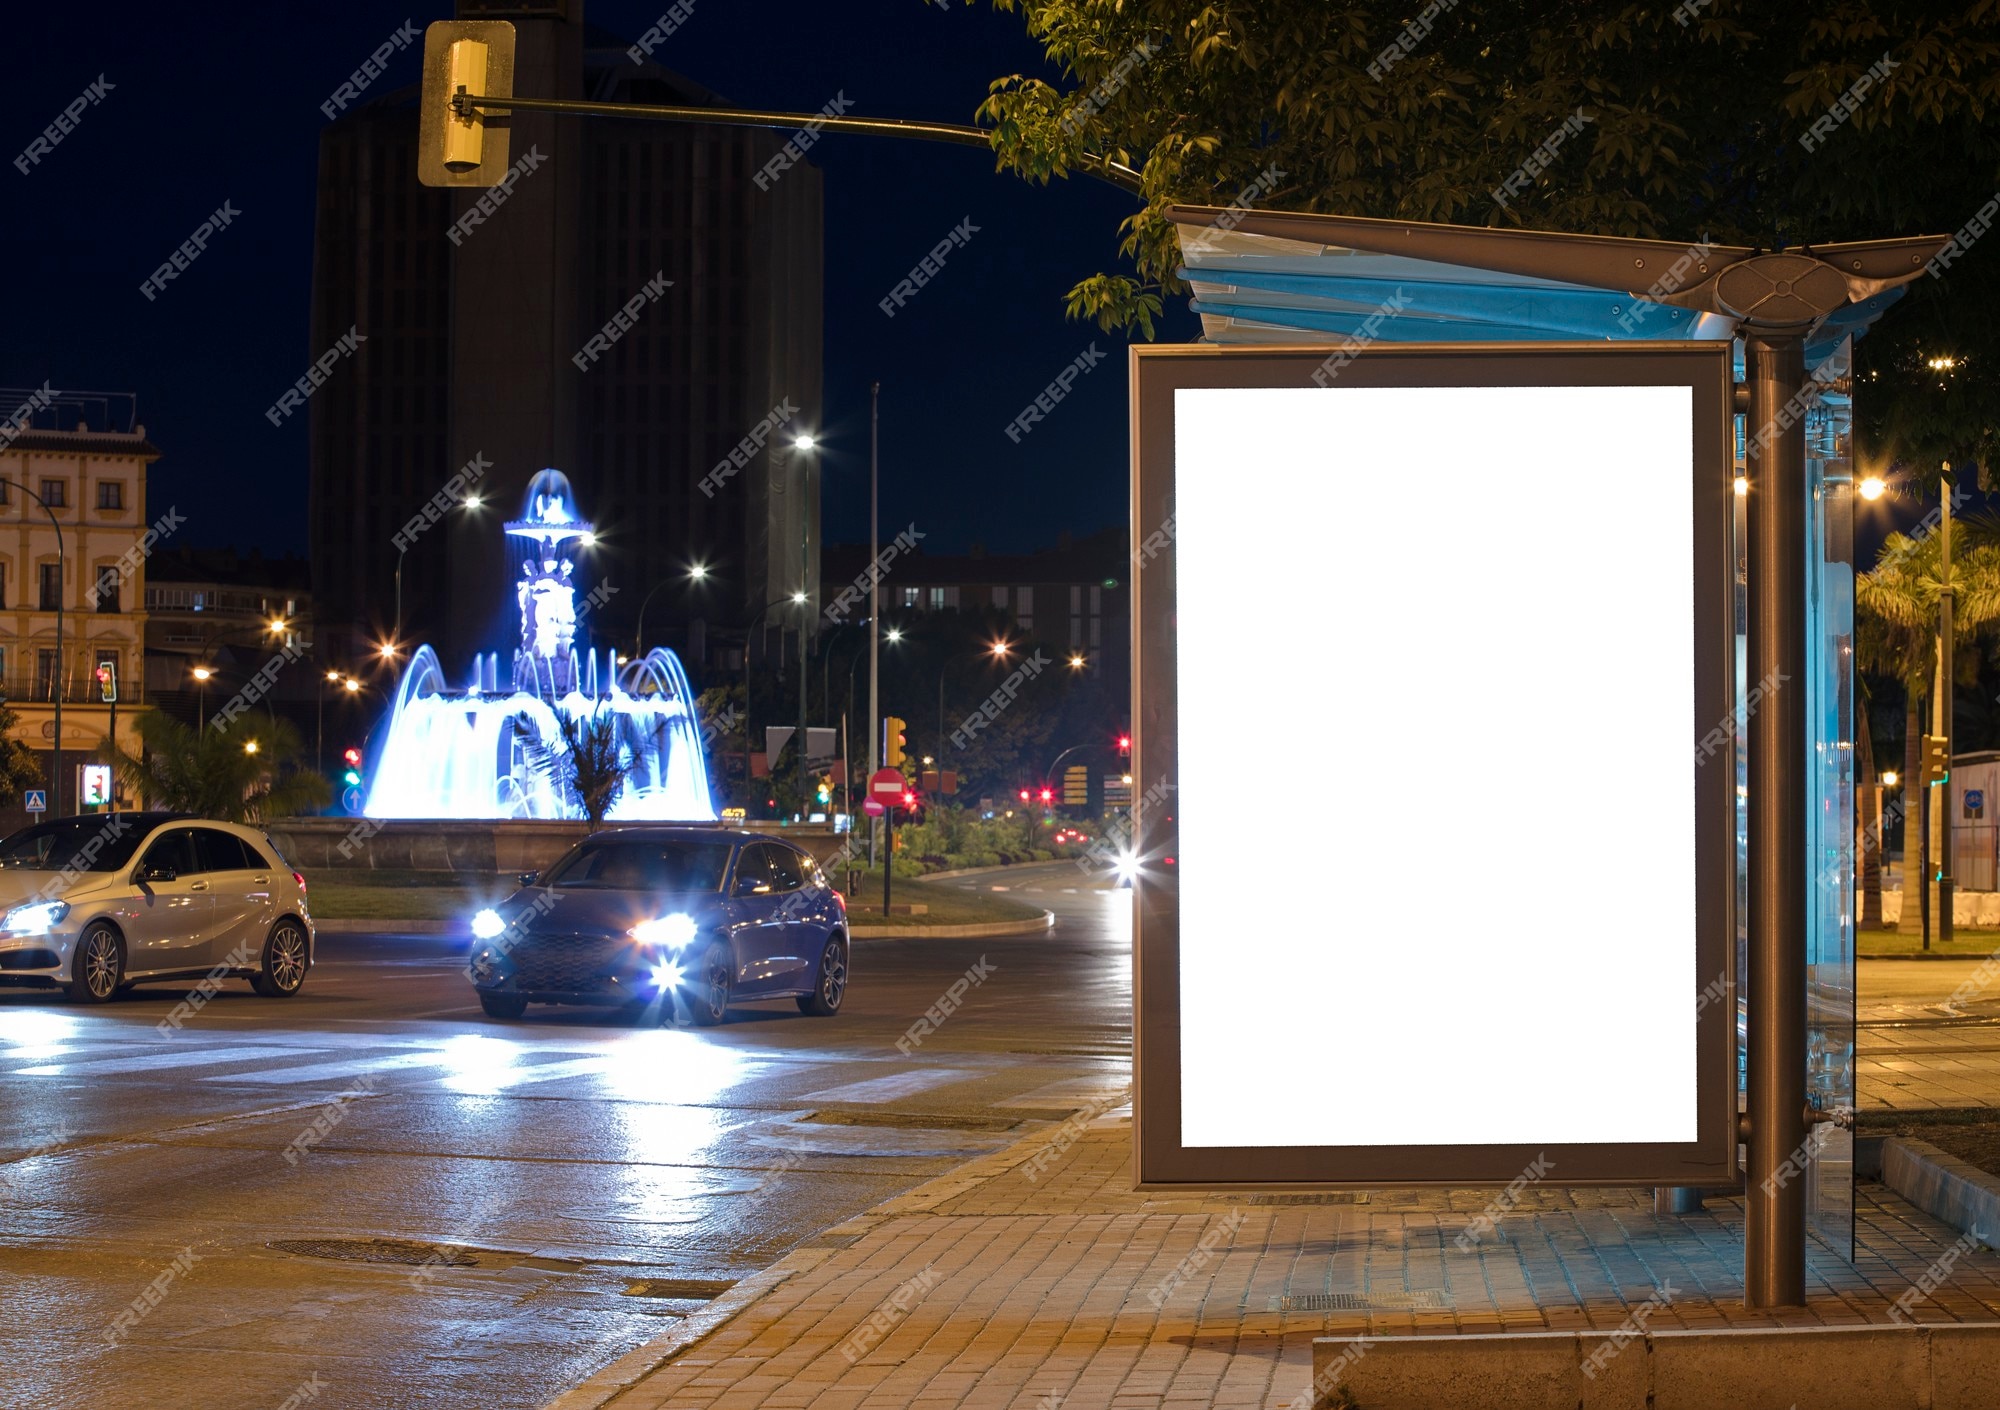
[791,590,807,604]
[343,678,361,693]
[191,667,213,681]
[379,642,399,658]
[243,740,260,755]
[885,628,903,644]
[688,563,708,580]
[1882,770,1900,787]
[1858,476,1887,501]
[1733,476,1749,497]
[794,434,816,450]
[989,640,1011,658]
[463,494,482,508]
[1068,653,1085,669]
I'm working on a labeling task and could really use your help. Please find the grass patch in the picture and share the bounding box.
[304,870,511,921]
[1857,927,2000,957]
[1859,1106,2000,1177]
[301,869,1044,928]
[843,874,1047,928]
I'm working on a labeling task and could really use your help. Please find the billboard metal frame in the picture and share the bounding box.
[1130,339,1739,1190]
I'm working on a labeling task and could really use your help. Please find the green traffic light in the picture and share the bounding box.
[343,770,361,785]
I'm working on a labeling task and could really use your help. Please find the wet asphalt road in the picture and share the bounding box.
[0,863,1130,1410]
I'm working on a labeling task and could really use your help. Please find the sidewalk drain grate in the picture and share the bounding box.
[622,1278,736,1299]
[1269,1290,1449,1312]
[1244,1193,1362,1206]
[270,1238,479,1267]
[804,1110,1021,1132]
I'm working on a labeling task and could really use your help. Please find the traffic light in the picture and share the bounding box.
[417,21,517,187]
[815,776,832,806]
[1116,732,1131,757]
[342,747,364,788]
[1019,788,1031,803]
[1922,734,1951,786]
[883,716,907,769]
[95,660,117,703]
[1039,787,1054,805]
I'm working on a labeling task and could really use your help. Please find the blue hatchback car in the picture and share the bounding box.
[466,827,849,1025]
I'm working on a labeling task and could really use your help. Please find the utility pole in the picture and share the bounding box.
[869,381,881,864]
[1939,462,1956,944]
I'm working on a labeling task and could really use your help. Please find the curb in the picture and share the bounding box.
[1881,1137,2000,1252]
[848,909,1055,940]
[918,861,1067,881]
[1860,952,1998,961]
[1316,1323,2000,1410]
[538,1095,1098,1410]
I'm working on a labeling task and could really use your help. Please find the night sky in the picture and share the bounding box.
[4,0,1191,558]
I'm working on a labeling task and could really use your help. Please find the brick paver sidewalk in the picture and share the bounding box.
[548,1092,2000,1410]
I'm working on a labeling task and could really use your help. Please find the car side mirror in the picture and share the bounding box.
[733,875,765,898]
[518,871,539,888]
[141,865,176,883]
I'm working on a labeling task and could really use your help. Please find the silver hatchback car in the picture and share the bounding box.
[0,811,316,1003]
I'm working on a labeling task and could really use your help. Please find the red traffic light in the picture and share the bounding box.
[1117,733,1131,753]
[1019,788,1030,802]
[1039,787,1053,803]
[343,747,363,766]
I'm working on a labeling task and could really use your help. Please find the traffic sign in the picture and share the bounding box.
[870,767,905,798]
[1967,789,1985,818]
[863,797,886,817]
[23,790,45,813]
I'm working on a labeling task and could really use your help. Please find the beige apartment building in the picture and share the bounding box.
[0,395,159,823]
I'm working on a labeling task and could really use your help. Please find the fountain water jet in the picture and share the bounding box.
[363,470,716,821]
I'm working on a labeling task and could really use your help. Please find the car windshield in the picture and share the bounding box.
[541,838,733,892]
[0,816,152,873]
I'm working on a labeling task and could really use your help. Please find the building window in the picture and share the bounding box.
[35,649,55,700]
[900,586,921,609]
[97,480,124,510]
[0,560,7,610]
[38,562,60,611]
[0,480,9,505]
[39,479,65,509]
[93,566,120,613]
[928,587,947,611]
[1016,586,1033,631]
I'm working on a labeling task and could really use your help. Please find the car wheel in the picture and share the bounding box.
[480,992,528,1019]
[251,919,311,997]
[66,922,124,1004]
[796,937,847,1016]
[685,940,732,1026]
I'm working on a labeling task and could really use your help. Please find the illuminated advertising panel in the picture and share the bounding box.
[1130,342,1737,1187]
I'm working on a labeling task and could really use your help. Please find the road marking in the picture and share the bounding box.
[996,1075,1131,1110]
[13,1044,321,1077]
[803,1068,970,1103]
[204,1049,462,1085]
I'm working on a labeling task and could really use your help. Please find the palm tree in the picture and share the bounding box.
[1855,528,2000,933]
[114,711,330,822]
[553,707,631,828]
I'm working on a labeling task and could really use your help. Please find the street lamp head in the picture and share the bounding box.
[1882,770,1899,787]
[268,617,287,633]
[579,532,596,547]
[379,641,399,659]
[791,590,807,605]
[885,627,903,644]
[243,740,260,755]
[191,666,213,681]
[325,670,341,682]
[1858,475,1887,501]
[794,434,816,451]
[1068,653,1085,670]
[688,563,708,581]
[343,678,361,693]
[989,640,1011,658]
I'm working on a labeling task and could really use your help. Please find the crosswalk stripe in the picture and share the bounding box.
[13,1045,321,1077]
[205,1050,457,1085]
[803,1067,969,1103]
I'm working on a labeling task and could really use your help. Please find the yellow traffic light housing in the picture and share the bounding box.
[418,21,517,187]
[1922,734,1951,787]
[883,716,907,769]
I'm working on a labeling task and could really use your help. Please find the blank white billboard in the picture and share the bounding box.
[1173,382,1699,1151]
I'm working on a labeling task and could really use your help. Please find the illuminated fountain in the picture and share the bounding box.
[364,470,716,821]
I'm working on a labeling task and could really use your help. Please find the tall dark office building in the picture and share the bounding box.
[308,1,822,676]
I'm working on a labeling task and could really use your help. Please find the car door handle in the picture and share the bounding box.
[189,880,209,891]
[252,876,269,885]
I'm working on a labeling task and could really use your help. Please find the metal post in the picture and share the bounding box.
[1939,465,1955,944]
[798,448,811,820]
[869,382,880,866]
[1745,330,1809,1309]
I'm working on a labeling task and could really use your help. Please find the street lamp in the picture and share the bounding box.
[0,477,64,815]
[938,640,1012,758]
[191,666,214,734]
[395,494,483,649]
[1858,475,1887,501]
[1068,653,1086,670]
[634,562,712,657]
[791,434,818,815]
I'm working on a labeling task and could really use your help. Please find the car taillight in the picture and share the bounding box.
[292,871,308,893]
[832,889,846,913]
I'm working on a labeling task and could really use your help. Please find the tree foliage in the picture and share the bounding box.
[975,0,2000,465]
[115,711,330,823]
[554,708,632,829]
[0,699,43,809]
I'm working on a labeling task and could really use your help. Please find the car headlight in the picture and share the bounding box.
[630,913,697,949]
[1,900,69,934]
[471,908,506,941]
[1114,853,1142,882]
[651,958,685,990]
